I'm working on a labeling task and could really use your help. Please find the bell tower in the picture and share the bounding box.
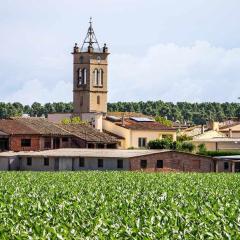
[72,18,109,116]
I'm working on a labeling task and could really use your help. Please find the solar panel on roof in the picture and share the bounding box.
[130,117,154,122]
[107,116,121,122]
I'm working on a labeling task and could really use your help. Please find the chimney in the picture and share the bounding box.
[201,124,205,134]
[229,128,233,138]
[121,113,125,126]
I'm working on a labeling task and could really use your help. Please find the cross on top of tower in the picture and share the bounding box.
[80,17,101,52]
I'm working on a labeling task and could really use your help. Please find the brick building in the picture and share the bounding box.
[0,118,118,152]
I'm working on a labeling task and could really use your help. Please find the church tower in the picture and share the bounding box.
[72,18,109,116]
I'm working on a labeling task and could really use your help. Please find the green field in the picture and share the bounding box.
[0,172,240,239]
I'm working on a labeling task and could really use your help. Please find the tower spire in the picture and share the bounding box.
[81,17,101,52]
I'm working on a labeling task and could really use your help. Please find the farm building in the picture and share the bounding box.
[0,118,118,152]
[0,148,233,172]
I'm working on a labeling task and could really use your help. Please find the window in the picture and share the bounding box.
[98,159,103,168]
[224,162,229,170]
[44,137,51,149]
[83,68,87,84]
[44,157,49,166]
[156,160,163,168]
[21,139,31,147]
[27,157,32,166]
[62,137,68,142]
[94,69,98,86]
[97,96,100,105]
[80,56,84,63]
[79,157,85,167]
[140,160,147,169]
[77,68,87,86]
[99,69,103,86]
[117,159,123,169]
[138,138,147,148]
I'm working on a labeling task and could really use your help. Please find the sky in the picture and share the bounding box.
[1,0,240,104]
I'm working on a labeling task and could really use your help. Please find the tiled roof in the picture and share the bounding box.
[14,118,70,136]
[57,124,118,143]
[112,118,175,131]
[0,119,38,135]
[107,112,148,118]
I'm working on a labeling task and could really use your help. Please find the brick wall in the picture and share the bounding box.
[129,151,215,173]
[9,135,40,152]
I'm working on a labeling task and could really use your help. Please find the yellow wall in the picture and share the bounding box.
[193,140,240,151]
[103,119,177,149]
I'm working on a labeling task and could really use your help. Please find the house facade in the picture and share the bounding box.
[103,115,177,149]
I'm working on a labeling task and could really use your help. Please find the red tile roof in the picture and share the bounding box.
[107,118,175,131]
[0,119,38,135]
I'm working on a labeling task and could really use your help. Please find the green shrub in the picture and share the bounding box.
[180,141,195,153]
[199,151,240,157]
[148,138,172,149]
[198,143,207,153]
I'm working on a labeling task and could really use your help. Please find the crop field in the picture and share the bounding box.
[0,172,240,239]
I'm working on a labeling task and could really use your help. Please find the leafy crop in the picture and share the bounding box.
[0,172,239,239]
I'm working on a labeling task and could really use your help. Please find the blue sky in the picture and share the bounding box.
[1,0,240,104]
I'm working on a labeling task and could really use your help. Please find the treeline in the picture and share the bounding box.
[0,102,73,119]
[107,101,240,124]
[0,101,240,124]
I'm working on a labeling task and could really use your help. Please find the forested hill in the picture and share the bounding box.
[0,101,240,124]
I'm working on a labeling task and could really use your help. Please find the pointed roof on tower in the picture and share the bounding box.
[80,17,101,52]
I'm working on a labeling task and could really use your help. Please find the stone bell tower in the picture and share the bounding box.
[72,18,109,116]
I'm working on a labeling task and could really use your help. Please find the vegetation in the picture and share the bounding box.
[0,172,240,238]
[61,116,86,125]
[1,101,240,124]
[154,116,173,127]
[108,101,240,124]
[148,138,195,153]
[198,150,240,157]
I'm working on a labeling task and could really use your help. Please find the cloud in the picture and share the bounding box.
[5,79,72,105]
[109,41,240,103]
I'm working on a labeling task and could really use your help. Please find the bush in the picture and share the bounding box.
[180,142,195,153]
[148,139,172,149]
[198,143,207,153]
[177,134,193,142]
[199,151,240,157]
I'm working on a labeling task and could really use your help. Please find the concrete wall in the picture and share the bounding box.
[103,120,130,148]
[15,156,129,171]
[20,157,55,171]
[72,157,129,171]
[130,152,215,172]
[0,157,10,170]
[193,140,240,151]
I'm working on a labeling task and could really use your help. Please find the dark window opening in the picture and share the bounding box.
[21,139,31,147]
[140,160,147,169]
[117,159,123,169]
[138,138,147,148]
[62,137,68,142]
[88,143,95,148]
[224,162,229,170]
[97,143,105,149]
[97,96,100,105]
[44,157,49,166]
[79,157,85,167]
[27,157,32,166]
[156,160,163,168]
[98,159,103,168]
[44,137,51,149]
